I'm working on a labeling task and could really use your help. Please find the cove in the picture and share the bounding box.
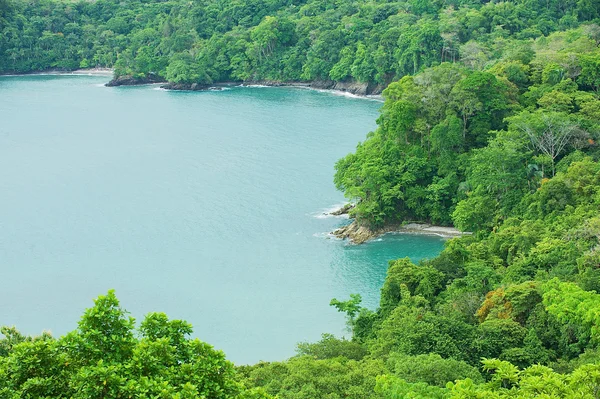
[0,75,445,364]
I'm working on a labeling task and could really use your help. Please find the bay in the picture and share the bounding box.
[0,75,445,364]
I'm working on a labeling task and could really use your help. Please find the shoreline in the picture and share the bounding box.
[108,75,385,100]
[1,69,384,100]
[233,81,384,101]
[327,206,466,244]
[168,81,385,101]
[236,80,385,99]
[333,220,467,244]
[0,68,114,77]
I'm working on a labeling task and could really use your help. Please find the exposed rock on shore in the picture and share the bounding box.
[329,203,355,216]
[333,221,399,244]
[309,80,386,96]
[246,80,385,95]
[243,80,310,88]
[104,76,386,96]
[105,73,164,87]
[160,82,239,91]
[160,82,211,91]
[333,220,467,244]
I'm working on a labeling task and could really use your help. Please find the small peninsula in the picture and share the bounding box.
[333,220,464,244]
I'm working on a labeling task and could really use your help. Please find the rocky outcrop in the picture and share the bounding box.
[161,82,212,91]
[329,203,355,216]
[309,80,385,96]
[242,80,310,88]
[159,81,240,91]
[105,73,164,87]
[333,221,401,244]
[104,76,387,96]
[160,79,388,97]
[243,79,386,96]
[333,220,467,244]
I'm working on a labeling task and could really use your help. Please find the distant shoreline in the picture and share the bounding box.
[163,81,385,101]
[242,81,384,101]
[0,68,114,77]
[0,68,384,101]
[107,75,386,100]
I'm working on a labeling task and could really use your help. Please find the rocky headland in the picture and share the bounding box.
[105,73,164,87]
[328,204,467,244]
[105,76,386,97]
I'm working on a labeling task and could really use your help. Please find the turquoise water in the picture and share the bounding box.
[0,75,445,364]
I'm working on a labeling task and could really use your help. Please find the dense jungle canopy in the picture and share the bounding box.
[3,0,600,397]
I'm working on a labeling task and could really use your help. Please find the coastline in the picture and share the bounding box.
[328,206,466,244]
[68,68,114,76]
[0,67,113,77]
[237,79,386,98]
[1,68,384,99]
[1,68,384,100]
[333,220,466,244]
[238,81,384,101]
[107,75,386,100]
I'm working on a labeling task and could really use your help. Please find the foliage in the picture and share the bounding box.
[387,353,483,387]
[0,291,252,399]
[295,333,367,361]
[3,0,600,89]
[6,0,600,397]
[238,356,385,399]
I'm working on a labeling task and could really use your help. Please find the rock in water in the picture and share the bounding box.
[105,73,164,87]
[333,221,383,244]
[330,203,355,216]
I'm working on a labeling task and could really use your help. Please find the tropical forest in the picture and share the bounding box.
[2,0,600,397]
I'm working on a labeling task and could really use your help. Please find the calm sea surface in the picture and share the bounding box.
[0,75,445,364]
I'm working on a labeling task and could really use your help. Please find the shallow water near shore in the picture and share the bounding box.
[0,75,445,364]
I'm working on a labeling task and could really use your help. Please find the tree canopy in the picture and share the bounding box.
[4,0,600,397]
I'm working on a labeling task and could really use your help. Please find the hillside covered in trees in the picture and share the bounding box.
[1,0,599,88]
[4,0,600,397]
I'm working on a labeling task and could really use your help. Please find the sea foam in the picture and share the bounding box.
[311,203,350,219]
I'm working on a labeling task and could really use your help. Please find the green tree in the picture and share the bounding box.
[0,291,248,399]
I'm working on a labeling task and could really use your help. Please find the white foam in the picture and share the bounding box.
[231,84,383,101]
[311,203,351,219]
[313,88,383,102]
[312,231,341,240]
[314,214,349,220]
[315,88,360,98]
